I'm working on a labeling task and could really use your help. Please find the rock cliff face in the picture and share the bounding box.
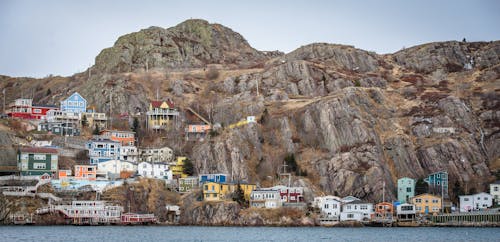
[0,20,499,204]
[95,19,272,73]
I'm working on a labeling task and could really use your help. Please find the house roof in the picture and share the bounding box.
[344,200,372,205]
[492,180,500,185]
[19,147,58,154]
[32,104,58,108]
[151,100,175,109]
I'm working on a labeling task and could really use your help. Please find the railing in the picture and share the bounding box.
[146,110,179,116]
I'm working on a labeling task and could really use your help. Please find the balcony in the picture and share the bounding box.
[146,109,179,116]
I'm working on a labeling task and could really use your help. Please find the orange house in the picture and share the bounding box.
[74,165,97,180]
[375,202,394,219]
[100,130,135,146]
[58,170,71,179]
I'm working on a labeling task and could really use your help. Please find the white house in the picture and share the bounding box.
[137,162,172,180]
[313,195,342,220]
[139,146,174,163]
[459,192,493,212]
[490,181,500,205]
[396,203,416,221]
[250,189,282,209]
[97,160,137,179]
[120,146,139,163]
[340,200,374,222]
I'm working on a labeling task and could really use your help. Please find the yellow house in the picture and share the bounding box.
[411,193,442,214]
[202,182,256,201]
[171,156,188,178]
[146,100,179,130]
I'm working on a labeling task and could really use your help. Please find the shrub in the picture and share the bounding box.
[205,67,220,80]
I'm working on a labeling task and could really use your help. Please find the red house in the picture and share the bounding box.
[31,104,59,120]
[7,98,59,120]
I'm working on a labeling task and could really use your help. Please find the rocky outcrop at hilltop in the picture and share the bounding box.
[95,19,275,73]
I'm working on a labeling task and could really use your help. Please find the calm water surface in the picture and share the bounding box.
[1,226,498,242]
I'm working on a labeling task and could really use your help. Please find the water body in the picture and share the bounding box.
[0,226,497,242]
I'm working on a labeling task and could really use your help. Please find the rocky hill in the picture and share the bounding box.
[0,19,499,203]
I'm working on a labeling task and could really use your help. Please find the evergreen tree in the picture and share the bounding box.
[415,178,428,195]
[46,88,52,96]
[92,123,100,135]
[183,158,194,176]
[233,182,246,207]
[132,117,140,133]
[284,153,298,173]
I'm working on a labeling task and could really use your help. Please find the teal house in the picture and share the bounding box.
[397,177,415,203]
[424,171,448,198]
[17,147,58,176]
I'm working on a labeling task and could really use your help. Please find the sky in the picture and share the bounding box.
[0,0,499,78]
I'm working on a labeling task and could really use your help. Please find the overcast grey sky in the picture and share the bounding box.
[0,0,499,77]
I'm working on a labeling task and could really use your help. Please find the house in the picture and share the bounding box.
[74,165,97,180]
[184,107,211,141]
[199,173,228,185]
[146,100,179,130]
[396,203,416,221]
[424,171,448,198]
[38,121,80,136]
[250,189,282,209]
[58,169,71,179]
[100,130,135,146]
[171,157,188,179]
[60,92,87,114]
[31,104,59,120]
[97,160,137,179]
[17,147,58,176]
[7,98,33,119]
[137,162,172,180]
[313,195,342,220]
[270,185,305,203]
[86,138,121,165]
[139,146,174,163]
[375,202,394,220]
[82,110,107,129]
[119,146,139,163]
[459,192,493,212]
[490,181,500,205]
[178,177,198,193]
[411,193,442,214]
[45,110,80,123]
[202,182,256,201]
[340,200,374,222]
[398,177,415,203]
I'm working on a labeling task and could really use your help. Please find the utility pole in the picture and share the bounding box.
[2,88,5,114]
[382,181,385,203]
[109,91,113,130]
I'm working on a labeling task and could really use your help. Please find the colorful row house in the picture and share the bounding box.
[340,200,375,222]
[86,138,121,165]
[146,100,179,130]
[17,147,58,176]
[100,130,135,146]
[411,193,442,214]
[139,146,174,163]
[374,202,394,220]
[424,171,448,198]
[459,192,493,212]
[202,182,256,201]
[74,165,97,180]
[7,98,59,120]
[490,181,500,205]
[271,185,305,204]
[397,177,415,203]
[60,92,87,114]
[184,108,211,141]
[396,203,416,221]
[82,110,107,129]
[199,173,228,185]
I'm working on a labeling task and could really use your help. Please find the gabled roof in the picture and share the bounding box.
[19,147,58,154]
[150,100,175,109]
[344,200,372,205]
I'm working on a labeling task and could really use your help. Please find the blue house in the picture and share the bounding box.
[424,171,448,198]
[61,92,87,114]
[86,138,121,165]
[199,173,228,185]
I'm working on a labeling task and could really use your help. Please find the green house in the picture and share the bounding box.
[17,147,58,176]
[398,177,415,203]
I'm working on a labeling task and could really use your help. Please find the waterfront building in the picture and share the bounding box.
[313,195,342,220]
[139,146,174,163]
[250,189,282,209]
[340,200,374,222]
[270,185,305,203]
[17,147,58,176]
[411,193,442,214]
[459,192,493,212]
[374,202,394,220]
[396,203,416,221]
[397,177,415,203]
[202,182,256,201]
[199,173,228,185]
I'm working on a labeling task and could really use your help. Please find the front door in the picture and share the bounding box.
[425,206,429,214]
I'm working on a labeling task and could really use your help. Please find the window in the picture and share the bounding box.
[347,214,354,218]
[416,206,422,211]
[464,198,469,201]
[406,187,412,192]
[33,109,41,113]
[432,207,439,211]
[432,199,438,203]
[34,163,46,169]
[415,198,422,203]
[204,185,208,190]
[495,187,499,192]
[477,197,480,200]
[33,154,46,160]
[360,205,368,210]
[484,197,488,200]
[324,204,329,209]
